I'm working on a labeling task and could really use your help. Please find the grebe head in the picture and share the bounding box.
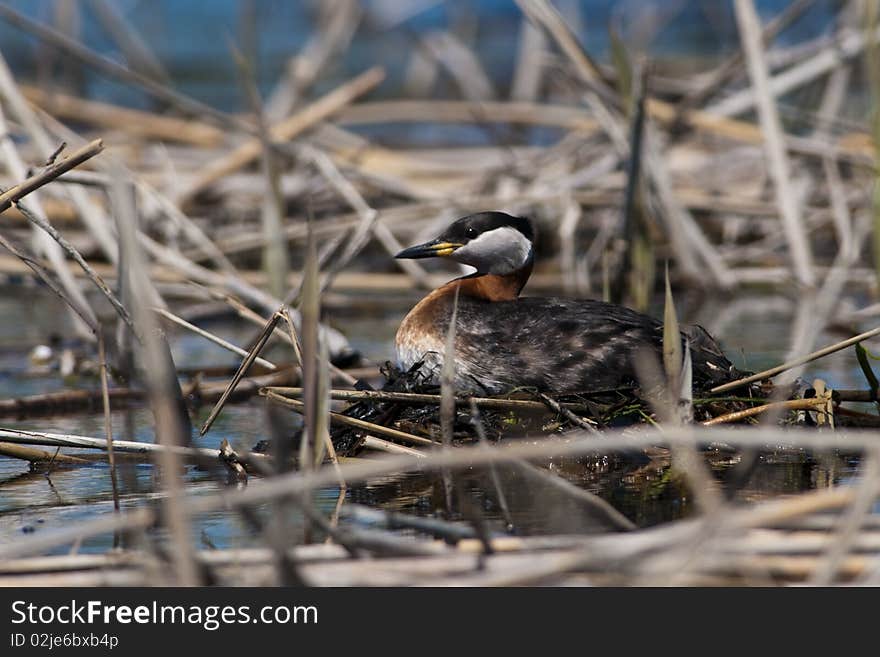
[395,211,534,275]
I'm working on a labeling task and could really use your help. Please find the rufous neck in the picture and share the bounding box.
[445,261,533,302]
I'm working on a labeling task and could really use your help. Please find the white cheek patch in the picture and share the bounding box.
[452,226,532,274]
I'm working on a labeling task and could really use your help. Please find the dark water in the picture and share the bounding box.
[0,284,871,554]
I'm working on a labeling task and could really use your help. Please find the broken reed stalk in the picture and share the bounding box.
[361,435,426,456]
[261,388,436,448]
[0,427,271,468]
[675,0,816,119]
[0,442,89,465]
[14,201,136,335]
[0,232,98,335]
[0,104,95,339]
[710,325,880,394]
[111,177,199,586]
[299,219,320,474]
[536,392,599,432]
[176,66,385,205]
[154,306,277,371]
[701,397,829,426]
[734,0,815,287]
[226,297,356,386]
[97,334,121,515]
[200,309,283,436]
[263,386,595,413]
[22,85,223,146]
[0,138,104,213]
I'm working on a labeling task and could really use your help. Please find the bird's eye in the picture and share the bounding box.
[465,227,477,239]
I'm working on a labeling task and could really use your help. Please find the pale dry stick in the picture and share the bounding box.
[512,0,628,157]
[558,198,581,294]
[811,449,880,585]
[717,210,844,269]
[97,335,120,517]
[133,179,240,276]
[0,107,94,339]
[822,157,854,255]
[314,340,347,537]
[134,231,353,358]
[0,50,118,262]
[421,31,497,101]
[23,104,238,284]
[734,0,815,288]
[529,142,618,198]
[702,398,830,426]
[298,222,321,472]
[361,435,426,457]
[402,44,439,98]
[514,0,616,104]
[0,429,272,465]
[0,233,98,334]
[768,212,870,398]
[676,0,816,117]
[631,353,731,584]
[811,1,858,138]
[223,294,357,386]
[708,23,880,118]
[335,98,871,169]
[647,100,871,168]
[111,178,198,586]
[299,146,381,293]
[645,129,736,289]
[22,85,223,146]
[536,393,599,433]
[0,139,104,213]
[175,66,385,206]
[438,287,461,514]
[304,145,431,289]
[262,389,437,449]
[337,99,599,131]
[153,307,277,371]
[264,387,594,413]
[516,2,720,285]
[710,325,880,394]
[264,0,361,120]
[230,42,290,302]
[14,202,136,335]
[643,126,733,287]
[200,310,284,437]
[0,442,89,465]
[29,103,238,276]
[511,18,547,102]
[279,307,304,367]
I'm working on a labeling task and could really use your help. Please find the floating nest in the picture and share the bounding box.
[325,361,782,457]
[254,354,876,460]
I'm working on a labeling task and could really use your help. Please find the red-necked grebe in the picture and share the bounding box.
[394,211,740,395]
